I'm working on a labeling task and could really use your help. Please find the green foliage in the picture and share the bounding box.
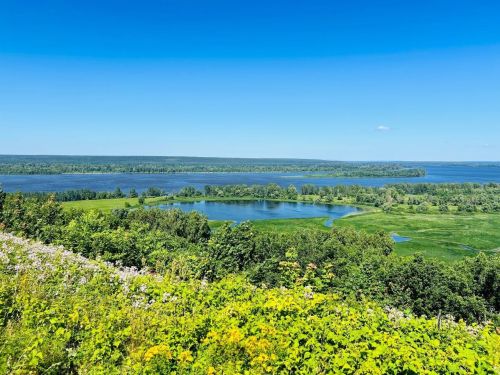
[203,222,258,280]
[1,234,498,374]
[178,186,203,197]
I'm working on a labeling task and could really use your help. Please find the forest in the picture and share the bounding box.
[0,155,425,176]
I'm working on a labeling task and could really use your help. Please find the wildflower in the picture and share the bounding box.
[144,344,172,362]
[200,278,208,288]
[178,350,193,363]
[162,292,171,303]
[226,328,243,344]
[303,286,314,299]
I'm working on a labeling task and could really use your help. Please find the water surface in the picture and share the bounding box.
[391,234,412,243]
[154,200,361,223]
[1,163,499,193]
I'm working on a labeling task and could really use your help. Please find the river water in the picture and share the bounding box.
[1,163,499,193]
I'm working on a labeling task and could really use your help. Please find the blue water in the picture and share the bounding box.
[0,163,499,193]
[153,200,361,223]
[391,234,411,243]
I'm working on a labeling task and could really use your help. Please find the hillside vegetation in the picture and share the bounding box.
[1,233,498,374]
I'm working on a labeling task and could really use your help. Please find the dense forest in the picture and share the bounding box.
[0,155,425,176]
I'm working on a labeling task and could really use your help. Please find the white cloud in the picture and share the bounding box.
[376,125,391,132]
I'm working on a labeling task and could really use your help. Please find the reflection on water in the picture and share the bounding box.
[153,200,361,223]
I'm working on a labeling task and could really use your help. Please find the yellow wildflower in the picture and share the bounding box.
[144,344,172,362]
[178,350,194,363]
[226,327,243,344]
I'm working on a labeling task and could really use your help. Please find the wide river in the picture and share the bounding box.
[0,163,499,193]
[153,200,361,223]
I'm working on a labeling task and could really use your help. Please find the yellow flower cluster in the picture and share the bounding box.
[143,344,172,362]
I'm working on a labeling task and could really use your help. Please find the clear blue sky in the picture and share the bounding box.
[1,0,499,160]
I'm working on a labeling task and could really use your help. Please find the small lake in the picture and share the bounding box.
[153,200,361,223]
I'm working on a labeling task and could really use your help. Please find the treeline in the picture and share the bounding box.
[13,182,500,213]
[0,189,498,324]
[204,183,500,213]
[22,186,166,202]
[307,167,425,177]
[0,155,426,176]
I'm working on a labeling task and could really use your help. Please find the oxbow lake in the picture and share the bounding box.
[1,163,499,193]
[152,200,361,224]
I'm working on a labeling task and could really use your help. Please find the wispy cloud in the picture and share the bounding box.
[375,125,391,132]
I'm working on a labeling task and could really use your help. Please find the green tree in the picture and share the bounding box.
[286,184,298,200]
[113,187,125,198]
[439,203,449,213]
[204,222,257,280]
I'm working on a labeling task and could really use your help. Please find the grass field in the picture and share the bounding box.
[61,197,167,211]
[336,212,500,261]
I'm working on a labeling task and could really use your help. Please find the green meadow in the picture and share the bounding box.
[61,196,167,211]
[337,212,500,261]
[252,212,500,261]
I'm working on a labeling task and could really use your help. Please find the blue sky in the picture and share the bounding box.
[1,0,499,160]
